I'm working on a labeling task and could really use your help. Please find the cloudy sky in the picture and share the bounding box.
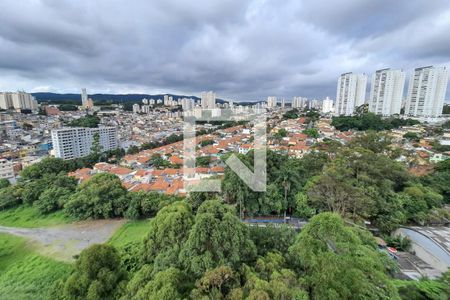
[0,0,449,101]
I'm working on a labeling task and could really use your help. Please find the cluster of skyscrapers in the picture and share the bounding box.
[335,66,448,118]
[0,91,38,111]
[266,96,334,114]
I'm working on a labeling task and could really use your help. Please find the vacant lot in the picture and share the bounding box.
[0,219,125,261]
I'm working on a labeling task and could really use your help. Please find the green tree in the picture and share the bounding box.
[63,244,127,300]
[0,178,10,189]
[64,173,128,219]
[150,154,170,169]
[20,157,72,180]
[422,159,450,203]
[35,186,73,214]
[349,131,393,154]
[249,225,296,256]
[403,132,420,142]
[289,213,400,300]
[259,183,283,215]
[124,191,181,219]
[276,158,303,218]
[274,128,287,139]
[179,200,256,277]
[303,128,319,138]
[395,278,449,300]
[196,156,211,167]
[122,264,153,299]
[242,253,308,300]
[132,268,185,300]
[68,115,100,128]
[200,139,215,147]
[0,185,21,210]
[126,145,140,155]
[141,201,194,271]
[90,132,102,162]
[191,265,236,299]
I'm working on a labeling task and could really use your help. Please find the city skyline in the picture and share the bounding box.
[1,1,450,100]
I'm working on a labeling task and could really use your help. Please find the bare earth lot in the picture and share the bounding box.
[0,219,126,261]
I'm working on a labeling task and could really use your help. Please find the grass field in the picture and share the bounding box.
[0,206,73,228]
[0,233,73,300]
[108,219,151,247]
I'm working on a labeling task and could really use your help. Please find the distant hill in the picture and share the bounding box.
[32,92,231,105]
[31,92,264,106]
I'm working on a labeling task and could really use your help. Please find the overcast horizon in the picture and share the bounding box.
[1,0,450,101]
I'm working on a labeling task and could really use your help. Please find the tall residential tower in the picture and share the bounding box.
[81,88,88,107]
[405,66,448,118]
[201,91,216,109]
[369,68,405,116]
[335,72,367,116]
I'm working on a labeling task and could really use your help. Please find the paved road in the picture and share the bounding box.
[396,226,450,274]
[0,219,126,261]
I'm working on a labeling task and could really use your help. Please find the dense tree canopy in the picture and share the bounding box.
[289,213,400,299]
[61,244,127,299]
[64,173,128,219]
[332,112,420,131]
[142,201,194,272]
[179,200,256,277]
[67,115,100,128]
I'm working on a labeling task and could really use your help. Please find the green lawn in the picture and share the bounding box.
[0,233,73,300]
[0,206,73,228]
[108,219,151,247]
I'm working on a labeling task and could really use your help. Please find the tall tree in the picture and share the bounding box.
[63,244,127,300]
[141,201,194,272]
[179,200,256,277]
[289,213,400,300]
[64,173,128,219]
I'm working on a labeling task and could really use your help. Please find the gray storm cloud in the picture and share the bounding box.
[0,0,449,100]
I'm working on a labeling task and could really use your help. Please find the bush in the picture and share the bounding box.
[384,235,412,252]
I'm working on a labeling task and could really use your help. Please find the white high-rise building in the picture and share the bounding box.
[81,88,88,107]
[181,98,195,111]
[292,97,304,109]
[309,99,321,110]
[292,97,308,109]
[132,103,141,113]
[405,66,448,118]
[201,91,216,109]
[51,127,118,160]
[335,72,367,116]
[0,92,13,110]
[369,68,405,116]
[322,97,334,114]
[267,96,277,108]
[8,92,38,110]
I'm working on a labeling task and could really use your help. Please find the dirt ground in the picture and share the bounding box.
[0,219,126,261]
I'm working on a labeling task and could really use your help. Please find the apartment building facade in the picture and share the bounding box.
[51,126,118,160]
